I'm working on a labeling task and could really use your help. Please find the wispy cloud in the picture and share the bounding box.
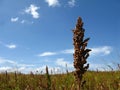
[18,64,34,67]
[89,63,116,71]
[0,67,12,71]
[37,46,112,57]
[0,60,61,73]
[0,57,35,73]
[89,63,105,71]
[90,46,112,56]
[0,58,17,64]
[10,17,33,24]
[62,46,112,56]
[61,49,74,54]
[62,46,113,55]
[21,20,25,24]
[11,17,19,22]
[38,52,57,57]
[0,41,17,49]
[68,0,76,7]
[6,44,17,49]
[35,65,61,73]
[25,4,40,19]
[37,49,73,57]
[20,20,34,24]
[45,0,60,7]
[56,58,73,68]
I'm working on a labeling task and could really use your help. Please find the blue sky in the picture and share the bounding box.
[0,0,120,73]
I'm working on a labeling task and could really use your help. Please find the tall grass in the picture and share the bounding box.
[73,17,91,90]
[0,69,119,90]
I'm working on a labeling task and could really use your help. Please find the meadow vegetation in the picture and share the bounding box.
[0,69,120,90]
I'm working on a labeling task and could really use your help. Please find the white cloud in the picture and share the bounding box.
[56,58,73,68]
[6,44,17,49]
[10,17,33,24]
[61,46,112,56]
[0,67,12,71]
[20,20,34,24]
[25,4,40,19]
[89,63,106,71]
[90,46,112,56]
[17,67,26,71]
[45,0,60,7]
[0,57,35,73]
[38,52,57,57]
[0,58,34,67]
[62,49,74,54]
[89,63,116,71]
[21,20,25,24]
[0,66,25,72]
[37,49,73,57]
[0,41,17,49]
[11,17,19,22]
[35,65,62,74]
[18,64,34,67]
[37,46,112,57]
[0,58,17,64]
[68,0,76,7]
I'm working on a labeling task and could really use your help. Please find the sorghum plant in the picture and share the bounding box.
[73,17,91,90]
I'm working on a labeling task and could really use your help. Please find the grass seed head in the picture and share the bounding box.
[73,17,91,89]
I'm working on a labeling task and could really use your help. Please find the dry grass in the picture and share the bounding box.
[73,17,91,89]
[0,70,119,90]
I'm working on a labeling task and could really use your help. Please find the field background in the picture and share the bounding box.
[0,69,120,90]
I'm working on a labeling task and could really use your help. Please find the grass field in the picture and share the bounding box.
[0,69,120,90]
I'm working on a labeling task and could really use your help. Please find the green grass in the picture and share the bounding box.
[0,71,120,90]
